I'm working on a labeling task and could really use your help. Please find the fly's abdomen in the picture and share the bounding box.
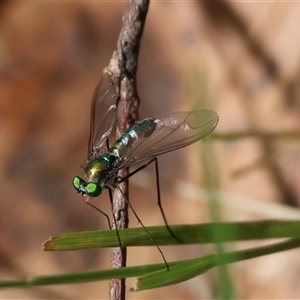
[110,118,156,158]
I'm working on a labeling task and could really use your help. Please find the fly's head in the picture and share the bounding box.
[72,176,102,197]
[73,155,114,197]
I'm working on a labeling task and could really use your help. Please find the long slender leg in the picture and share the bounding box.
[116,157,156,183]
[85,191,123,249]
[116,183,169,270]
[117,157,181,243]
[106,138,110,151]
[153,157,182,243]
[108,187,123,250]
[85,198,111,229]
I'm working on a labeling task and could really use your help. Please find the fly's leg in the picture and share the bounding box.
[153,158,182,243]
[117,157,156,182]
[116,182,169,270]
[85,191,123,251]
[85,198,111,229]
[117,157,182,243]
[107,187,123,250]
[106,138,110,151]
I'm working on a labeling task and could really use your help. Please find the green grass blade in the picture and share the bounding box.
[2,237,300,289]
[43,220,300,251]
[133,237,300,291]
[0,261,181,288]
[132,255,216,291]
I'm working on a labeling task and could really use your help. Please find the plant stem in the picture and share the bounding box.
[104,1,149,299]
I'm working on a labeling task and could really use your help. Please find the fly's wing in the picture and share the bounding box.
[119,110,218,168]
[87,73,118,160]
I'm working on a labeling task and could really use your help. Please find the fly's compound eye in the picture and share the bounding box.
[73,176,86,193]
[85,182,102,197]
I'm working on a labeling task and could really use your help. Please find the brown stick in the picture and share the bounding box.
[104,1,149,299]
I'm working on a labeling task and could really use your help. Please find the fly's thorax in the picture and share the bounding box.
[110,118,156,157]
[85,154,117,186]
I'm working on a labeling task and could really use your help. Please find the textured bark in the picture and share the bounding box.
[104,1,149,299]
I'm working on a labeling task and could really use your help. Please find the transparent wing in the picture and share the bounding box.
[119,110,218,168]
[87,73,118,160]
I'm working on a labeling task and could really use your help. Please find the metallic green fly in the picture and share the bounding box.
[72,73,218,267]
[73,73,218,200]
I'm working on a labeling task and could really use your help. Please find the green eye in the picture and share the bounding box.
[86,182,102,197]
[73,176,85,192]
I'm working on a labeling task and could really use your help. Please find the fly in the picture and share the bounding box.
[72,73,219,267]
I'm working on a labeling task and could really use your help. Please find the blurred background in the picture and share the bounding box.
[1,1,300,299]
